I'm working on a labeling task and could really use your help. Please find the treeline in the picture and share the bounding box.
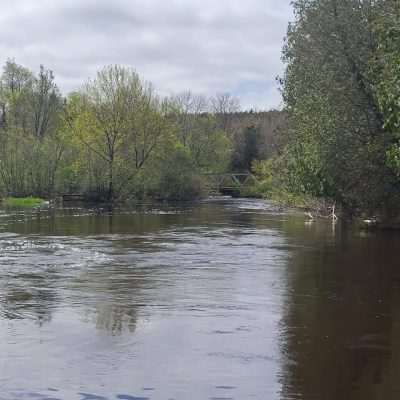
[253,0,400,218]
[0,61,283,202]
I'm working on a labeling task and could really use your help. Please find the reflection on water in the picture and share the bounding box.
[0,198,400,399]
[279,225,400,400]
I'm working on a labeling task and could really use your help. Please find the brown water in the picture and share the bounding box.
[0,197,400,400]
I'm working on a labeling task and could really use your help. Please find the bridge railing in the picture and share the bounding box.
[201,173,258,192]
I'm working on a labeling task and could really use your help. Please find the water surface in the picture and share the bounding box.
[0,198,400,399]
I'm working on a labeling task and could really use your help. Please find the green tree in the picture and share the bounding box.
[66,65,174,202]
[0,61,64,196]
[281,0,400,214]
[374,2,400,178]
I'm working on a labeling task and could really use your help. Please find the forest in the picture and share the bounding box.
[2,0,399,221]
[253,0,400,220]
[0,61,283,203]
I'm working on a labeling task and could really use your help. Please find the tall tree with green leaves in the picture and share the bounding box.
[374,2,400,177]
[67,65,174,201]
[281,0,400,214]
[0,60,65,196]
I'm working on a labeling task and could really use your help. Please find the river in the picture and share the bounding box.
[0,197,399,400]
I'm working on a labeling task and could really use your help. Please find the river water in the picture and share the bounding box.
[0,197,399,400]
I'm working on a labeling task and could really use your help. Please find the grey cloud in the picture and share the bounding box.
[0,0,292,109]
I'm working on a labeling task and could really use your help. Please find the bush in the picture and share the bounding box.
[148,146,206,201]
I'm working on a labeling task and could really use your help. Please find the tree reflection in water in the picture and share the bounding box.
[279,222,400,400]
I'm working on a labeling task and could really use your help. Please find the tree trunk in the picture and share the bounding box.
[108,159,114,203]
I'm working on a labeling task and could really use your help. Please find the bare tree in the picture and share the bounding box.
[210,92,241,131]
[172,91,208,147]
[31,65,62,138]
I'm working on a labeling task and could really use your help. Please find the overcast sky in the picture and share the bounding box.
[0,0,293,110]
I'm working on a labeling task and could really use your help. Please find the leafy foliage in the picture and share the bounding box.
[278,0,400,216]
[0,63,244,202]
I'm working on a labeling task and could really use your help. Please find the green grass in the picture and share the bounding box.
[3,196,46,208]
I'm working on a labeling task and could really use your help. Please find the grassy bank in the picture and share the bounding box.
[240,180,338,215]
[2,197,46,208]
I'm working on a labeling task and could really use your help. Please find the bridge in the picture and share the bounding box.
[202,173,258,194]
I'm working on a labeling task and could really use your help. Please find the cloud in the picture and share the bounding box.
[0,0,293,109]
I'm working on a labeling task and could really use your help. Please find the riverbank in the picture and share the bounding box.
[240,183,338,218]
